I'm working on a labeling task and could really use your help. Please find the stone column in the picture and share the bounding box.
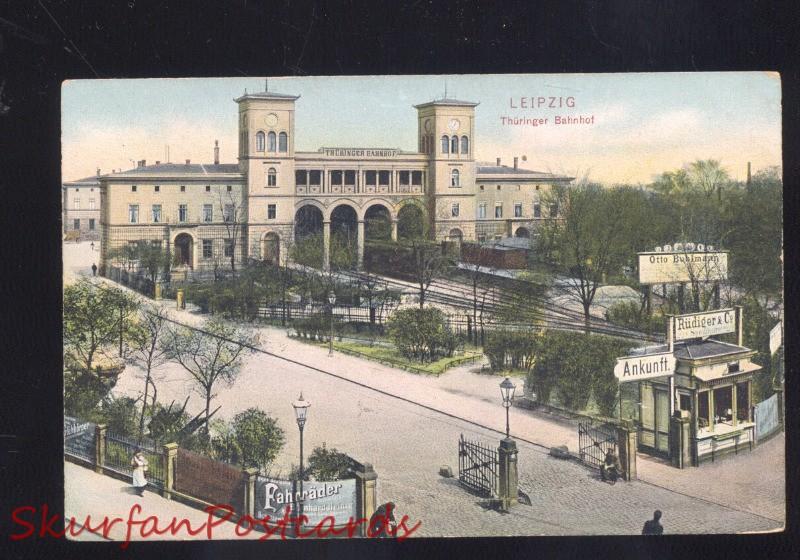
[391,220,398,242]
[669,411,691,469]
[94,424,107,474]
[775,386,784,430]
[323,220,331,271]
[243,467,259,518]
[357,220,365,270]
[162,442,178,499]
[616,422,637,480]
[353,462,378,536]
[498,438,518,510]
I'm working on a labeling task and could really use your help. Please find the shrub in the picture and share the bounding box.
[96,396,140,437]
[306,443,355,480]
[605,301,664,334]
[387,307,459,363]
[231,407,286,471]
[485,330,539,371]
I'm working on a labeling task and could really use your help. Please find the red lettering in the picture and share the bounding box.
[121,503,143,550]
[10,505,36,540]
[83,514,123,539]
[165,516,206,537]
[234,514,257,537]
[395,515,422,542]
[204,504,234,539]
[38,504,65,539]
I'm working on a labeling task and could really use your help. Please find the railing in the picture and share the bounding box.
[103,431,165,488]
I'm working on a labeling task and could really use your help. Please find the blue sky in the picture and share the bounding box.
[62,73,781,183]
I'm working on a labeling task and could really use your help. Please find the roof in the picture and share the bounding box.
[413,98,479,108]
[629,339,751,361]
[234,90,300,102]
[64,175,101,185]
[476,164,573,181]
[103,162,242,177]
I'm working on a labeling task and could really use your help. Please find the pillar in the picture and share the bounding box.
[323,220,331,271]
[616,422,637,480]
[498,438,518,510]
[678,283,686,313]
[243,467,259,518]
[357,220,365,270]
[162,442,178,499]
[94,424,107,474]
[774,386,784,430]
[736,305,744,347]
[669,411,691,469]
[391,220,398,242]
[353,462,378,536]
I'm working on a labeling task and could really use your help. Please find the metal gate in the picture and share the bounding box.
[578,422,618,468]
[458,434,498,497]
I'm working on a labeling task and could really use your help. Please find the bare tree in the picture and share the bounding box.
[128,304,171,441]
[166,317,258,439]
[409,238,451,309]
[217,186,247,273]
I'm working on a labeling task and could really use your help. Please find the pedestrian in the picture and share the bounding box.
[368,502,397,538]
[600,448,622,484]
[642,510,664,535]
[130,448,149,497]
[91,263,97,277]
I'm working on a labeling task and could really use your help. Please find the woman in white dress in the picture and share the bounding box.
[131,449,149,496]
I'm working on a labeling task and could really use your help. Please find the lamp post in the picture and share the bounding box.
[327,290,336,357]
[500,377,516,438]
[292,392,310,528]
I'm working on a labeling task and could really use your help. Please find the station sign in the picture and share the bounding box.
[321,147,399,158]
[673,308,735,341]
[638,251,728,284]
[614,351,676,382]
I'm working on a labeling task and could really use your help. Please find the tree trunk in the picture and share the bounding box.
[204,391,212,442]
[583,301,591,334]
[139,366,151,441]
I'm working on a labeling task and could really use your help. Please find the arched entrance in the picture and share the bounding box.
[262,232,280,265]
[515,227,530,238]
[397,203,425,241]
[448,228,464,242]
[293,205,324,267]
[174,233,193,268]
[364,204,392,242]
[330,204,358,269]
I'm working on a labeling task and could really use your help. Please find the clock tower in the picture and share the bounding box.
[415,97,479,241]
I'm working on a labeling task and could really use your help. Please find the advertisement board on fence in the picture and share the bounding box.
[673,308,736,341]
[638,251,728,284]
[255,476,357,525]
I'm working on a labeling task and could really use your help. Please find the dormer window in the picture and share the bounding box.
[727,361,740,374]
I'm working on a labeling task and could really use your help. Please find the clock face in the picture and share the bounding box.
[424,119,432,132]
[265,113,278,126]
[448,118,460,132]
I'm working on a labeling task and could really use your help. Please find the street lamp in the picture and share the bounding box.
[500,377,516,438]
[292,392,311,526]
[327,290,336,357]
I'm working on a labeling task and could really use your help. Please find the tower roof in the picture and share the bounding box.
[234,90,300,103]
[413,98,479,109]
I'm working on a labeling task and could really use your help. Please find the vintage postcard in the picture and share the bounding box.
[56,73,783,543]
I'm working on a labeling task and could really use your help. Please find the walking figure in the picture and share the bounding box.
[131,448,149,497]
[91,263,97,277]
[600,448,622,484]
[642,510,664,535]
[368,502,397,538]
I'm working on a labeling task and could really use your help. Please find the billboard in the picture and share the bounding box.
[638,251,728,284]
[673,309,736,341]
[255,476,357,526]
[614,352,676,382]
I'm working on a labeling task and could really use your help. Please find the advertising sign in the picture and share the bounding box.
[255,476,357,525]
[673,308,736,341]
[638,251,728,284]
[614,352,676,382]
[769,322,782,355]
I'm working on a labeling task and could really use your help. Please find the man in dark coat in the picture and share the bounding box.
[600,448,622,483]
[368,502,397,538]
[642,510,664,535]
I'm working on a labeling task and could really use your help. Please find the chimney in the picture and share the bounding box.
[96,168,101,177]
[513,157,519,169]
[214,139,220,165]
[746,162,752,188]
[155,160,160,165]
[496,157,501,166]
[185,159,191,165]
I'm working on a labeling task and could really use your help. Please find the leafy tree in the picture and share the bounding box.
[231,407,286,471]
[387,307,458,363]
[166,317,258,439]
[306,443,354,480]
[131,241,171,283]
[96,396,140,437]
[64,360,116,419]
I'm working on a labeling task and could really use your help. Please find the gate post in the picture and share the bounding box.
[243,467,259,518]
[669,410,692,469]
[94,424,107,474]
[616,422,637,481]
[162,442,178,499]
[774,386,784,430]
[353,462,378,535]
[498,438,518,510]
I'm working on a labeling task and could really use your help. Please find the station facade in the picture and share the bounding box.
[97,85,572,276]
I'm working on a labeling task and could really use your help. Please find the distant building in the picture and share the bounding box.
[95,85,573,278]
[63,172,101,240]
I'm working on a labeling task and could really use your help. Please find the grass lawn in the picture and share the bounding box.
[323,339,482,376]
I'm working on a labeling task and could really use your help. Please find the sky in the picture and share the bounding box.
[62,73,782,184]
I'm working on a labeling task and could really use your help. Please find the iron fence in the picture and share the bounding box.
[457,434,499,498]
[578,422,618,469]
[103,431,165,488]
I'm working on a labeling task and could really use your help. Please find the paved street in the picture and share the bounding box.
[63,241,785,536]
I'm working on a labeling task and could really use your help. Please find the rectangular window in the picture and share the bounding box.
[88,218,95,230]
[478,203,486,219]
[478,235,486,243]
[89,198,96,210]
[365,170,377,185]
[309,170,321,185]
[128,204,139,223]
[451,203,460,217]
[202,240,213,258]
[154,185,160,192]
[412,171,423,185]
[698,391,710,429]
[514,203,523,218]
[205,185,211,192]
[227,185,232,192]
[73,219,80,230]
[399,171,410,185]
[296,170,308,186]
[331,170,343,185]
[223,204,235,222]
[179,204,188,223]
[533,202,541,218]
[131,185,137,192]
[495,203,503,219]
[180,185,186,192]
[378,170,390,185]
[74,198,80,210]
[267,204,276,219]
[152,204,162,223]
[550,203,558,217]
[224,239,234,257]
[344,170,356,185]
[203,204,213,222]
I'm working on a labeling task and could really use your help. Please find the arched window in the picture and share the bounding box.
[441,135,449,154]
[278,132,288,152]
[451,169,460,187]
[451,136,458,154]
[267,167,277,187]
[255,131,265,152]
[267,131,277,152]
[461,135,469,154]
